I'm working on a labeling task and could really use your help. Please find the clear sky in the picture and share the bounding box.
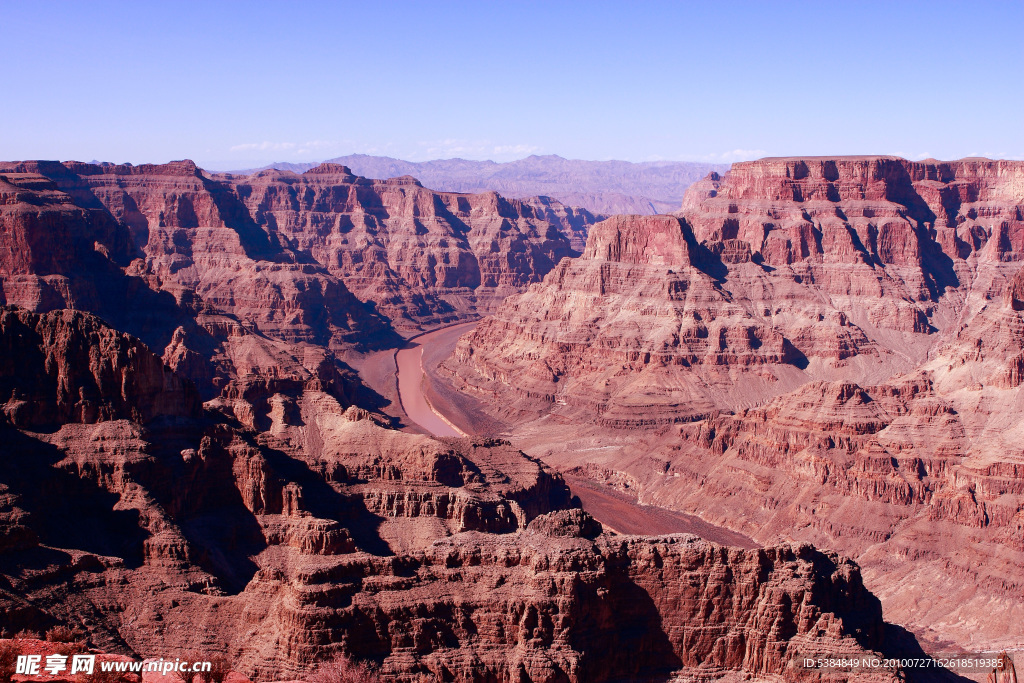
[2,1,1021,168]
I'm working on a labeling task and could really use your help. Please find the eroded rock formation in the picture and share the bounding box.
[0,307,900,682]
[0,160,595,334]
[0,307,200,428]
[444,156,1024,651]
[243,154,728,216]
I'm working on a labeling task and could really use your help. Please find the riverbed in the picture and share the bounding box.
[395,321,478,437]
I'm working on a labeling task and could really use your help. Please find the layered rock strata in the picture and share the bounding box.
[0,165,377,424]
[0,306,900,682]
[0,307,200,428]
[443,156,1024,650]
[2,160,393,349]
[227,164,589,327]
[1,160,596,335]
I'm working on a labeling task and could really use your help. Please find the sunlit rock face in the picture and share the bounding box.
[445,156,1024,650]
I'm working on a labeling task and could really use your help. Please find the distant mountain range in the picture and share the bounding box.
[227,154,729,215]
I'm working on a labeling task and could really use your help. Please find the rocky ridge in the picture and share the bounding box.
[2,159,599,335]
[0,163,380,441]
[225,163,594,327]
[239,154,729,216]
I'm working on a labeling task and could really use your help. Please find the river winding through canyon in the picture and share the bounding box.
[395,321,478,437]
[394,320,758,546]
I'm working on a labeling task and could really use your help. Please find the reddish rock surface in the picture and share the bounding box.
[0,307,200,428]
[443,156,1024,652]
[3,160,594,334]
[226,163,590,328]
[0,281,903,682]
[0,163,384,434]
[4,160,394,348]
[0,154,995,681]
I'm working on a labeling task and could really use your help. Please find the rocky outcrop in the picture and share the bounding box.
[448,157,1024,420]
[1006,266,1024,311]
[0,165,381,430]
[441,156,1024,651]
[0,408,900,682]
[277,535,897,683]
[451,157,1024,416]
[3,160,395,350]
[444,211,889,426]
[0,307,200,428]
[4,159,596,334]
[0,168,160,330]
[682,156,1024,267]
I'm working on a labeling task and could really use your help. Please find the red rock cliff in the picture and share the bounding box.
[443,156,1024,651]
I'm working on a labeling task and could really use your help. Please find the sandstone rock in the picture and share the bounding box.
[1006,266,1024,311]
[229,164,590,329]
[0,163,389,427]
[10,160,395,350]
[526,508,603,539]
[0,307,200,428]
[0,305,902,682]
[0,153,1000,679]
[683,156,1024,267]
[441,156,1024,652]
[5,159,601,336]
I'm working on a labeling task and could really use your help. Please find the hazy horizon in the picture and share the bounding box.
[61,151,1021,176]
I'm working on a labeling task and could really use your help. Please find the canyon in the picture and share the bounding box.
[1,154,1019,682]
[444,156,1024,656]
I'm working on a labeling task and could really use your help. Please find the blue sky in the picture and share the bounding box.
[2,1,1021,168]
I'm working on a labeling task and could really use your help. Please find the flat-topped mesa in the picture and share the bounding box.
[65,159,203,177]
[449,157,1021,430]
[302,162,356,176]
[707,156,1024,202]
[582,214,694,266]
[444,211,834,428]
[682,155,1024,266]
[300,163,428,186]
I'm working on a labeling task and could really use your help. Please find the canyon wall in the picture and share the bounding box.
[2,160,598,335]
[228,163,590,327]
[0,155,920,680]
[0,307,900,682]
[444,156,1024,650]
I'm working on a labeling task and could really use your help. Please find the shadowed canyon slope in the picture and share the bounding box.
[245,154,729,216]
[444,156,1024,651]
